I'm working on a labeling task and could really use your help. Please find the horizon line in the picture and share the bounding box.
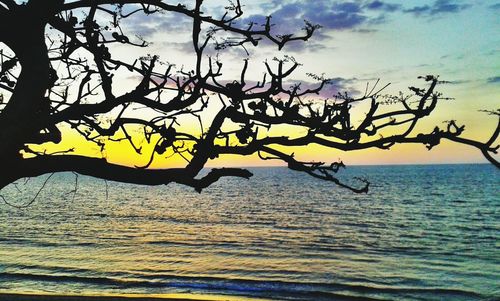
[202,162,492,169]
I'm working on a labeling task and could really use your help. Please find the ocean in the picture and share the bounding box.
[0,164,498,300]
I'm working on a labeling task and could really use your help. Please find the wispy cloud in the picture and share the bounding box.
[364,1,401,12]
[486,76,500,84]
[404,0,471,17]
[280,77,358,99]
[489,3,500,10]
[443,79,471,85]
[238,0,396,34]
[121,8,192,39]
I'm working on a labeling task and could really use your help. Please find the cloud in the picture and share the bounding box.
[238,0,391,34]
[443,79,471,85]
[279,40,328,53]
[486,76,500,84]
[312,2,368,30]
[404,5,432,15]
[489,3,500,10]
[117,1,406,55]
[282,77,359,99]
[120,8,192,39]
[404,0,471,17]
[322,77,359,97]
[354,28,378,34]
[365,1,401,12]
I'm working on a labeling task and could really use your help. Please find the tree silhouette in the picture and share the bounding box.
[0,0,498,193]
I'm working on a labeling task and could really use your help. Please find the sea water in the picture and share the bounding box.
[0,164,498,300]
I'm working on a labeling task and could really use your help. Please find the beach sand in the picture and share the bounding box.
[0,293,270,301]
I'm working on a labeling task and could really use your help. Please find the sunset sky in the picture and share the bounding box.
[37,0,500,167]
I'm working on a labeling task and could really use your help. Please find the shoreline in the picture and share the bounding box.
[0,293,271,301]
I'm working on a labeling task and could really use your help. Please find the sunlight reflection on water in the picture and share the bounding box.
[0,164,498,300]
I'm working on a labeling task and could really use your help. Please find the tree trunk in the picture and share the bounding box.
[0,5,51,167]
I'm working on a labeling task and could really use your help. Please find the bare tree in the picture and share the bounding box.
[0,0,498,194]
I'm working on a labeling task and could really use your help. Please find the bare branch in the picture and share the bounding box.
[0,0,496,195]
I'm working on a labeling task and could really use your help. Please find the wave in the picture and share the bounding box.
[0,237,96,248]
[0,272,485,300]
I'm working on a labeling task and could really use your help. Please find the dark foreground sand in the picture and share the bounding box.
[0,293,268,301]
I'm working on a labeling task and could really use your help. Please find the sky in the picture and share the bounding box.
[26,0,500,166]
